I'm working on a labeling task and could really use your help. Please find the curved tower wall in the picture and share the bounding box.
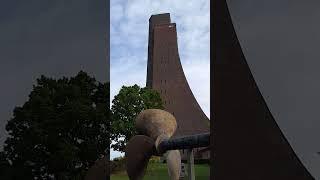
[212,1,315,179]
[146,13,209,138]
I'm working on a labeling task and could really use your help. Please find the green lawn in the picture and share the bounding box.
[110,162,210,180]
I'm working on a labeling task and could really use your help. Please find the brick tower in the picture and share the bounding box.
[146,13,210,160]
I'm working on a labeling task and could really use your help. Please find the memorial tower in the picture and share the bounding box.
[146,13,209,137]
[146,13,210,160]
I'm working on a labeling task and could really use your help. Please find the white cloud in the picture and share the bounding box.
[110,150,124,160]
[183,59,210,117]
[110,4,124,23]
[110,0,210,159]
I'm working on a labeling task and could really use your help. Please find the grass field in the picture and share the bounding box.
[110,162,210,180]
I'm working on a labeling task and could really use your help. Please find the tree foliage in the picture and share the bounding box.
[0,71,109,180]
[110,84,164,152]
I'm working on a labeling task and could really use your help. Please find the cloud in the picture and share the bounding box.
[110,150,124,160]
[110,0,210,159]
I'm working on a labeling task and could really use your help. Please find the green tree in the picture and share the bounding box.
[0,151,12,179]
[110,84,164,152]
[1,71,109,180]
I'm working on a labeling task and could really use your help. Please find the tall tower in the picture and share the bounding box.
[146,13,209,157]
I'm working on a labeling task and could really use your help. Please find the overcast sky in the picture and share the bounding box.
[0,0,109,149]
[110,0,210,159]
[227,0,320,179]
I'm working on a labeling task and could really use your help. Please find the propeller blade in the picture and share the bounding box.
[125,135,155,180]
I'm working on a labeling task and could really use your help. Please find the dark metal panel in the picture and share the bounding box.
[212,0,314,179]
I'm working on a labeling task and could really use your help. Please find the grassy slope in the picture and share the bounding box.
[111,162,210,180]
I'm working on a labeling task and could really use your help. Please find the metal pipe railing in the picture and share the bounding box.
[157,132,210,154]
[156,132,210,180]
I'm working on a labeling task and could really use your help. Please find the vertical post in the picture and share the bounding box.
[187,149,195,180]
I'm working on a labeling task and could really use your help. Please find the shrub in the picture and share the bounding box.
[110,156,126,173]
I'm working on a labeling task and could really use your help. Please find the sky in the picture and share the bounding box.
[227,0,320,178]
[0,0,109,149]
[110,0,210,159]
